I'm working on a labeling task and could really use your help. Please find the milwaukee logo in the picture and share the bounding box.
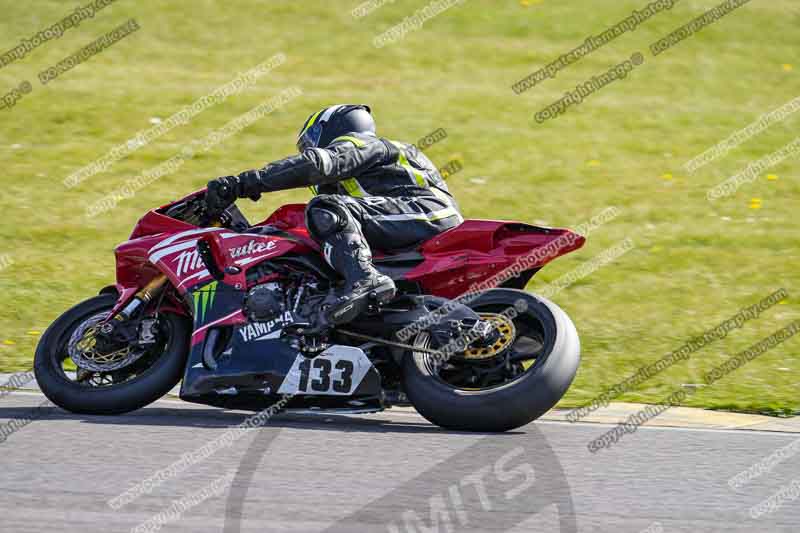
[231,240,278,259]
[174,249,204,276]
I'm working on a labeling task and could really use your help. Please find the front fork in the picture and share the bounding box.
[113,275,169,321]
[117,275,169,339]
[102,275,171,342]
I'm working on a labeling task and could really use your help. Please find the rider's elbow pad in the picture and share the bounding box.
[303,139,399,184]
[303,147,339,182]
[379,138,400,164]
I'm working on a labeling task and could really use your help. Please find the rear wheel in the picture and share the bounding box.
[402,289,580,432]
[34,294,190,415]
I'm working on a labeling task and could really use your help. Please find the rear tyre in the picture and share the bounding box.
[34,294,190,415]
[402,289,580,432]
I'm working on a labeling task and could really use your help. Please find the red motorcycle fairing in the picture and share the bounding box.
[109,198,584,340]
[114,198,315,293]
[146,229,300,292]
[108,196,315,330]
[407,220,585,298]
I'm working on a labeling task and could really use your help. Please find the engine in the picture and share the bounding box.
[240,275,326,349]
[243,282,286,323]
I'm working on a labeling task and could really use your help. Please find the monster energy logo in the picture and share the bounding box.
[193,281,218,322]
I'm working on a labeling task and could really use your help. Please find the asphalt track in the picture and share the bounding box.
[1,391,798,533]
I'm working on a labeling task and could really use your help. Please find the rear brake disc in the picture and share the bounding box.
[461,313,517,360]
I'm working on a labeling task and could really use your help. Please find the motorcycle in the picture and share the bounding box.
[35,189,584,432]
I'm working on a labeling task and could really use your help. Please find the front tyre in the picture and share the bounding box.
[34,294,190,415]
[402,289,580,432]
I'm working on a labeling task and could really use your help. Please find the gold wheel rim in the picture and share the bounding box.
[462,313,517,360]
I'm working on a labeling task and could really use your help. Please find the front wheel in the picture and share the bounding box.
[402,289,580,432]
[34,294,191,415]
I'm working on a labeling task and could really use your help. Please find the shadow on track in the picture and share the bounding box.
[0,404,524,435]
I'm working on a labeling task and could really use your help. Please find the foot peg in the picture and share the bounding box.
[369,281,396,305]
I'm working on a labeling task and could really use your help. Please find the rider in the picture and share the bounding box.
[205,104,462,327]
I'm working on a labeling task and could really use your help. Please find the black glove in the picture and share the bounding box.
[206,172,264,212]
[205,176,239,215]
[235,170,264,201]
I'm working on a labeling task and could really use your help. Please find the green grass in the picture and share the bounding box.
[0,0,797,415]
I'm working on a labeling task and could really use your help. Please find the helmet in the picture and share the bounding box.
[296,104,375,152]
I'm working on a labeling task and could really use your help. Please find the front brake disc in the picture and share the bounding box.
[68,312,148,372]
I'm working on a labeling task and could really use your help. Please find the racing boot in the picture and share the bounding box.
[320,230,396,326]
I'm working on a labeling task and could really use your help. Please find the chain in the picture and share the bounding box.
[336,329,441,355]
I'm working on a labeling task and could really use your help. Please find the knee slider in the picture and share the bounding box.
[309,208,342,238]
[306,203,348,239]
[306,195,358,239]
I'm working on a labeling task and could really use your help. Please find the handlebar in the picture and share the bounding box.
[163,192,222,227]
[162,191,250,231]
[197,205,222,228]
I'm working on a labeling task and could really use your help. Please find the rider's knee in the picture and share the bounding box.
[306,196,352,240]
